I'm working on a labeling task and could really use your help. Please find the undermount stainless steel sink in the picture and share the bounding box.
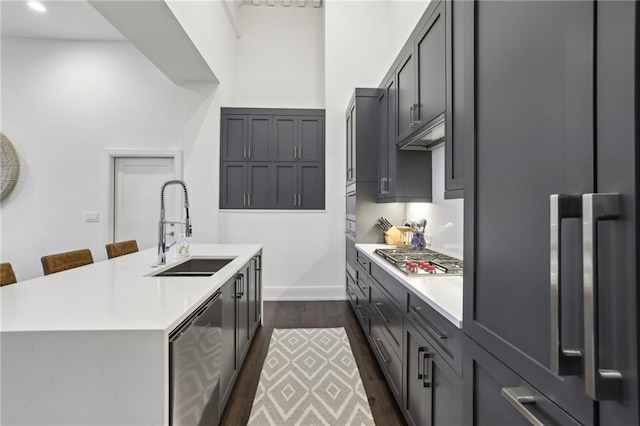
[153,258,236,277]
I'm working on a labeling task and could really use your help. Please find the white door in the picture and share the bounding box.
[113,157,180,251]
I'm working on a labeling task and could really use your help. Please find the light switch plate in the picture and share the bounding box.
[85,212,100,223]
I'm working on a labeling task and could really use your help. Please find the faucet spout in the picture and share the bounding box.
[158,180,192,265]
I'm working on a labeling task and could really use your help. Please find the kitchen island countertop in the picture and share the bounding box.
[0,244,262,333]
[355,244,463,328]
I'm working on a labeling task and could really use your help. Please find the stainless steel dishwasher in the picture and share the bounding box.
[169,291,222,426]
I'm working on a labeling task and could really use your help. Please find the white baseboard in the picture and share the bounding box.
[263,286,348,301]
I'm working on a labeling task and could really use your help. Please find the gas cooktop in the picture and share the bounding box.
[375,248,463,275]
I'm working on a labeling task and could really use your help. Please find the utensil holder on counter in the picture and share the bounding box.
[383,226,413,248]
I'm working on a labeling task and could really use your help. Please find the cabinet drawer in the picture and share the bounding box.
[356,250,370,272]
[407,291,462,375]
[355,263,368,299]
[370,278,403,358]
[370,320,403,406]
[369,261,405,309]
[464,336,580,426]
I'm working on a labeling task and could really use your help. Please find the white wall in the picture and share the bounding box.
[234,6,324,107]
[0,38,185,281]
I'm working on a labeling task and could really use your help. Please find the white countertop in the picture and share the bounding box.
[0,244,262,333]
[355,244,463,328]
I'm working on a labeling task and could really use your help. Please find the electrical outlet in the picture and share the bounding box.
[85,212,100,223]
[424,234,432,247]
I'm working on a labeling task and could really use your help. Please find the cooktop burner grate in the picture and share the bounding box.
[375,247,463,275]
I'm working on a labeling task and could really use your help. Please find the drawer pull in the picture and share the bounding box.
[357,279,367,291]
[374,303,391,324]
[373,338,390,364]
[417,346,427,379]
[501,387,544,426]
[422,351,432,388]
[410,306,447,339]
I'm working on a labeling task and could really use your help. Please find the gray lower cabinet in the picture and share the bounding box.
[404,320,462,426]
[350,249,464,425]
[221,162,246,209]
[220,255,263,413]
[463,336,579,426]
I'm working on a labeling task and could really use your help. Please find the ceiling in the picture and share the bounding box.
[1,1,126,41]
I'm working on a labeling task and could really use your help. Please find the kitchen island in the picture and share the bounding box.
[0,244,262,425]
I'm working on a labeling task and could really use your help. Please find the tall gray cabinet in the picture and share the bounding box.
[463,1,639,425]
[220,108,325,210]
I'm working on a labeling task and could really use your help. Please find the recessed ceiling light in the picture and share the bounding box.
[27,2,47,13]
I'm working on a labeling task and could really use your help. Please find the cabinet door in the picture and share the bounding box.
[248,115,271,161]
[346,106,355,185]
[220,162,246,209]
[247,163,272,209]
[248,255,261,336]
[236,264,250,365]
[464,1,595,423]
[298,116,323,162]
[298,163,324,209]
[273,162,297,209]
[220,276,238,407]
[395,50,416,143]
[404,320,462,426]
[222,115,247,161]
[377,84,389,200]
[463,336,580,426]
[414,2,445,129]
[444,0,464,198]
[273,116,297,161]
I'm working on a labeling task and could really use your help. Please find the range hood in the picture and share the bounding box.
[398,113,445,150]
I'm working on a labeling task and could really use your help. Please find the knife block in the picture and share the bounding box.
[384,226,413,248]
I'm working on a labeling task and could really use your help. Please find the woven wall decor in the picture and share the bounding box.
[1,133,20,200]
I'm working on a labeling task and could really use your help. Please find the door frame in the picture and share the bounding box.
[104,149,183,244]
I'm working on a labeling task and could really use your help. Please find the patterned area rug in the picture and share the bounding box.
[248,328,375,425]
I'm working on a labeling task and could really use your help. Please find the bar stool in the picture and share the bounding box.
[0,262,17,286]
[41,249,94,276]
[105,240,139,259]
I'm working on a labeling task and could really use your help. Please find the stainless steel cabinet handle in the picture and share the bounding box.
[294,146,297,159]
[409,306,447,339]
[374,302,390,324]
[243,146,247,159]
[422,351,432,388]
[373,338,390,364]
[248,146,252,158]
[248,193,252,206]
[550,194,583,376]
[293,193,297,206]
[298,193,301,207]
[417,347,426,379]
[583,193,622,400]
[243,193,246,206]
[409,106,415,127]
[501,387,545,426]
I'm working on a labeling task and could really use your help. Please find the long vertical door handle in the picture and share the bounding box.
[417,347,426,379]
[501,387,545,426]
[294,146,297,159]
[422,351,432,388]
[549,194,583,375]
[243,193,246,206]
[409,106,415,127]
[248,146,252,158]
[583,193,622,400]
[293,193,297,207]
[243,146,247,159]
[248,193,251,207]
[298,193,301,207]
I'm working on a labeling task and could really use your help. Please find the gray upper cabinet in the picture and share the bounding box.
[298,163,324,209]
[222,115,247,161]
[378,77,432,203]
[395,51,416,143]
[298,117,324,162]
[247,163,272,209]
[464,1,638,424]
[247,116,271,161]
[221,108,325,210]
[346,89,380,187]
[273,116,297,161]
[414,2,445,130]
[274,162,297,209]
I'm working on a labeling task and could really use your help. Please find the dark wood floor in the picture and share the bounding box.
[220,300,406,425]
